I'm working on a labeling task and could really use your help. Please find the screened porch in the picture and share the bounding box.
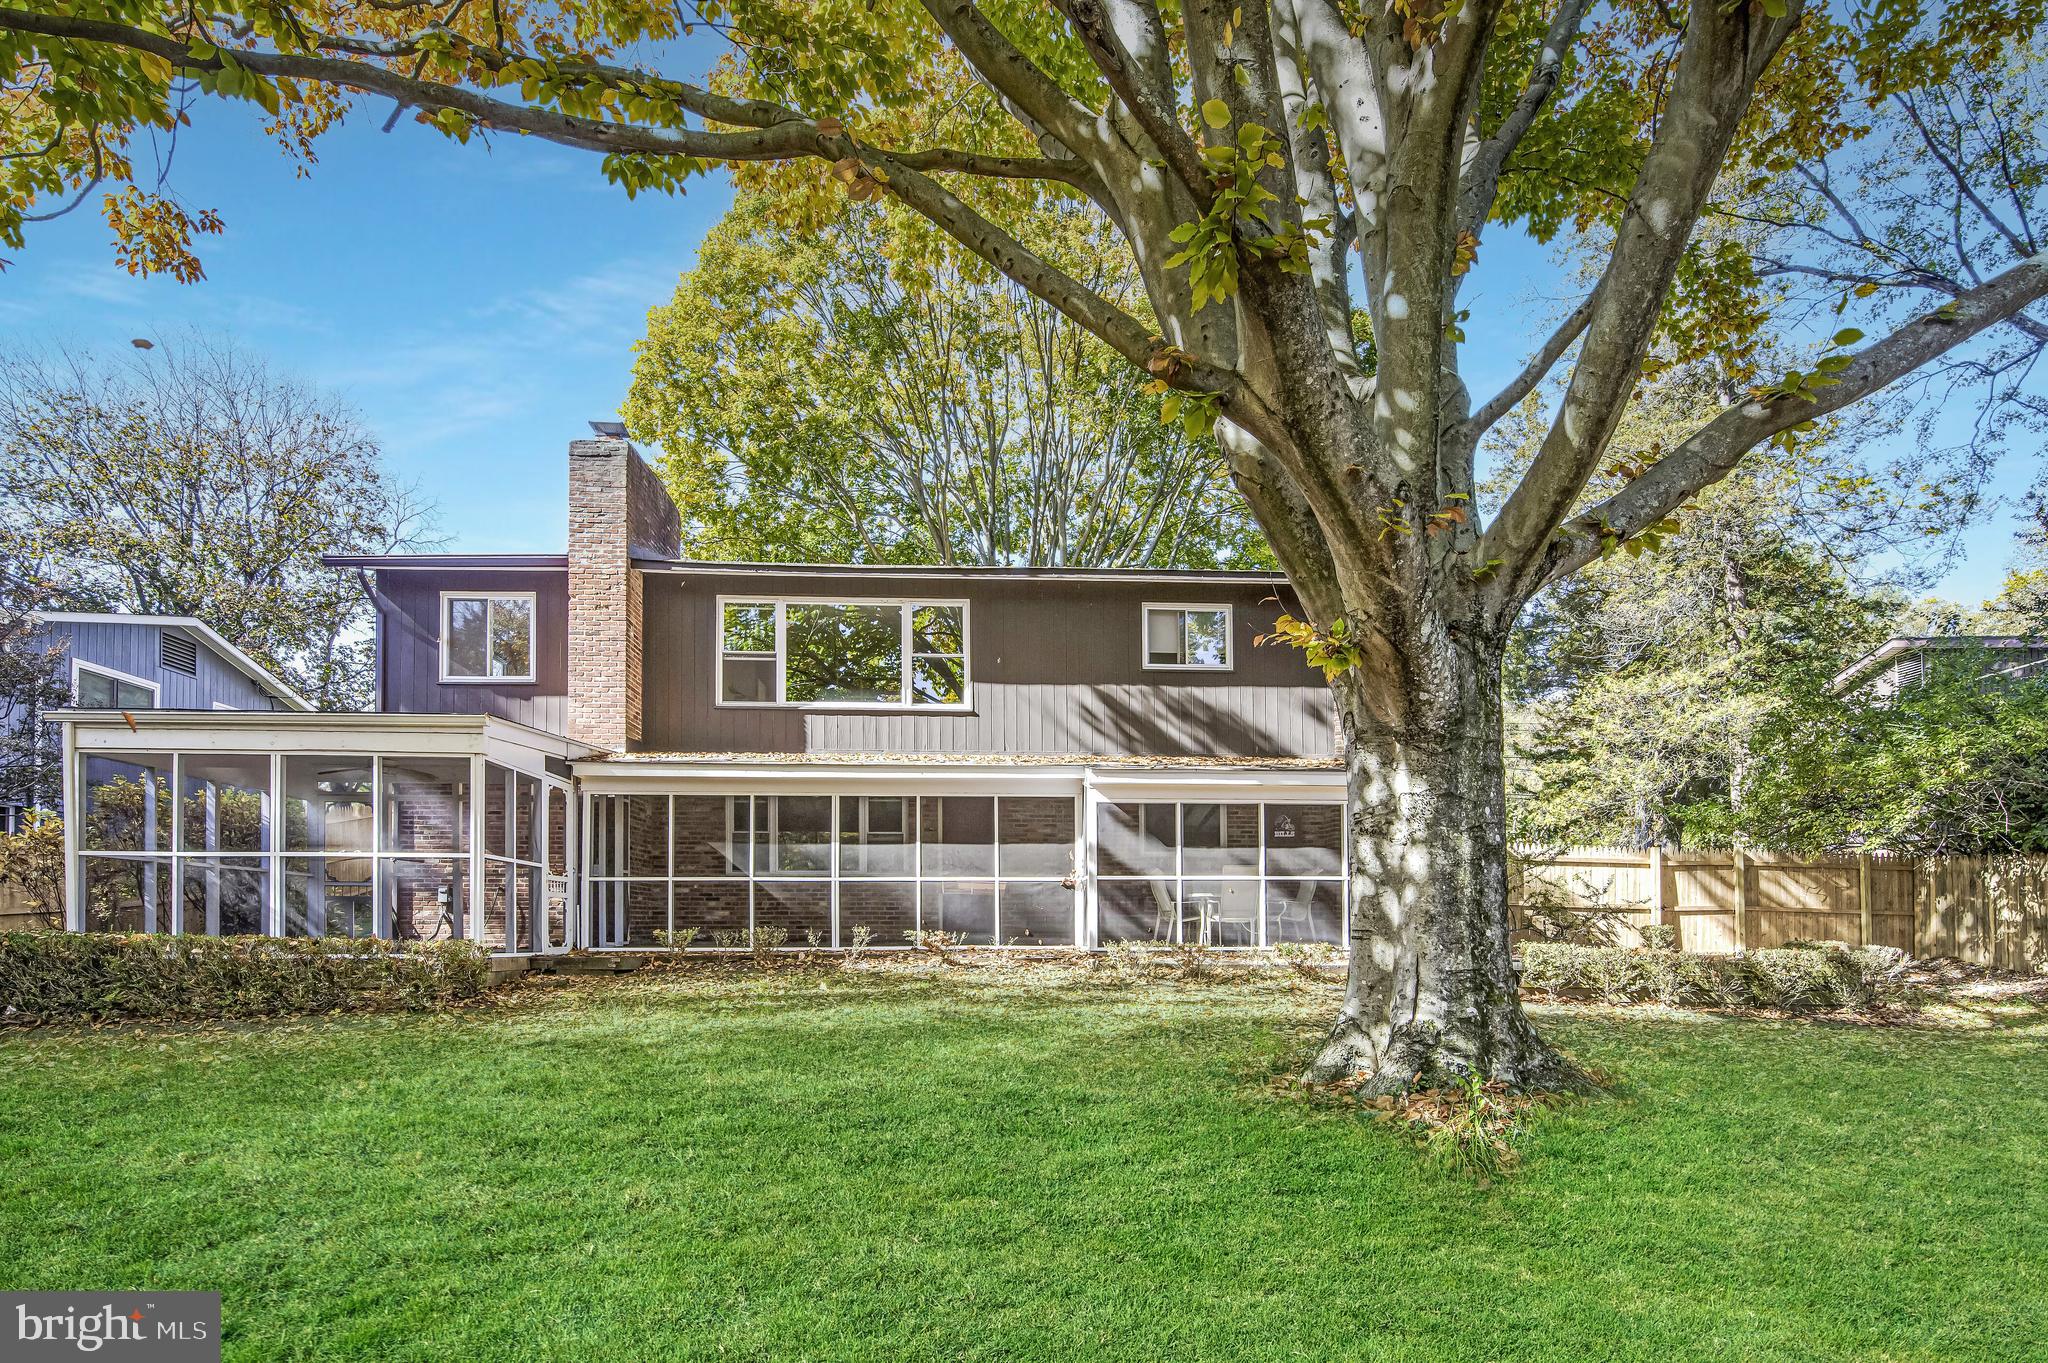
[57,711,588,954]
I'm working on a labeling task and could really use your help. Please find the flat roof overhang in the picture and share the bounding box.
[574,753,1347,800]
[51,708,598,769]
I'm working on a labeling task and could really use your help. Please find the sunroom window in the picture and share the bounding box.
[1144,604,1232,669]
[442,593,534,681]
[718,598,968,708]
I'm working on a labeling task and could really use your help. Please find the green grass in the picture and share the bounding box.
[3,961,2045,1362]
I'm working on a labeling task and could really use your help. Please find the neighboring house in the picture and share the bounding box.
[51,430,1347,954]
[1,613,307,832]
[1831,635,2048,700]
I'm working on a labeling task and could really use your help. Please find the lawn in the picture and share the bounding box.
[2,960,2044,1362]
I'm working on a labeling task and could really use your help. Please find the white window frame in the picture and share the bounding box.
[439,590,538,684]
[714,594,972,711]
[72,659,160,709]
[1141,603,1234,671]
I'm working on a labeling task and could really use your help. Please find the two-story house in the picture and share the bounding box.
[52,431,1345,954]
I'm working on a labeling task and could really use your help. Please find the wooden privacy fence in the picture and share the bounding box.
[1510,846,2048,973]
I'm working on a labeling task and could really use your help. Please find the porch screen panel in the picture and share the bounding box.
[839,879,915,947]
[81,856,171,933]
[921,797,995,877]
[586,793,671,945]
[1098,802,1175,877]
[179,755,271,855]
[381,759,471,855]
[757,879,831,945]
[671,879,748,942]
[182,857,268,936]
[999,881,1073,946]
[1264,804,1342,876]
[79,753,173,853]
[1099,878,1176,943]
[283,757,372,853]
[283,856,374,938]
[1266,880,1344,944]
[922,881,995,945]
[385,856,466,942]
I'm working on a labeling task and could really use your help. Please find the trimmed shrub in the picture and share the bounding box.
[1518,942,1909,1014]
[0,933,492,1023]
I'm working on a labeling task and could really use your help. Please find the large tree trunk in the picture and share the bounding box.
[1305,628,1577,1094]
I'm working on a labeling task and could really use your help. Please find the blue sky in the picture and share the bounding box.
[0,65,2028,604]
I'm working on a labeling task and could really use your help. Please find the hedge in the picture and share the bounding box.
[0,933,493,1023]
[1518,942,1911,1014]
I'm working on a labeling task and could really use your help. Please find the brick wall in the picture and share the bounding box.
[568,436,682,753]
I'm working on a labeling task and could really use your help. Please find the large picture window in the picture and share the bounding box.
[718,597,969,708]
[441,592,535,682]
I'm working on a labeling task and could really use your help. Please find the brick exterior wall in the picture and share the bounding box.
[568,436,682,753]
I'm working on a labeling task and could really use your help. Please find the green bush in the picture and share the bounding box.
[1518,942,1908,1014]
[0,933,492,1023]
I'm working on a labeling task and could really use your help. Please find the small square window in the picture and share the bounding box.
[442,594,535,682]
[1143,605,1232,669]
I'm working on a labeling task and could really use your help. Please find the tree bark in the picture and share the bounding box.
[1306,626,1577,1093]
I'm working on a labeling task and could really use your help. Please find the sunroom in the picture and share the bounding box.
[56,709,590,954]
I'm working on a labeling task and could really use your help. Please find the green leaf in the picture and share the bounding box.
[1201,98,1231,129]
[1831,328,1864,347]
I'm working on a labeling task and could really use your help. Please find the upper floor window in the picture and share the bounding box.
[75,661,158,710]
[719,598,969,708]
[441,592,535,683]
[1143,604,1232,670]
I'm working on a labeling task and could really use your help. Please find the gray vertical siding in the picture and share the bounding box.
[372,569,571,734]
[50,621,280,710]
[638,571,1337,758]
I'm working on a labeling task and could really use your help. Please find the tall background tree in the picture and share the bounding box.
[628,191,1273,567]
[4,0,2045,1092]
[1495,366,1938,849]
[0,336,438,709]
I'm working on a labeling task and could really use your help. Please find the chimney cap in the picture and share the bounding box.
[587,419,629,439]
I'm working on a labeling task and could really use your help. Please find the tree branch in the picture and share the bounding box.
[1447,296,1593,454]
[1456,0,1592,241]
[1052,0,1212,205]
[1541,252,2048,587]
[1481,0,1800,601]
[0,6,1103,194]
[916,0,1105,165]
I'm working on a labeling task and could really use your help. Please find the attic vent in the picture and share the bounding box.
[160,632,199,676]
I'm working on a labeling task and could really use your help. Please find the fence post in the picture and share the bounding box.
[1649,844,1672,944]
[1733,846,1751,952]
[1857,850,1873,948]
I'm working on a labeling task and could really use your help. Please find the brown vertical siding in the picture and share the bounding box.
[373,569,571,734]
[637,571,1337,758]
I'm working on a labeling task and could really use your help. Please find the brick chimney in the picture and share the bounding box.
[567,431,682,752]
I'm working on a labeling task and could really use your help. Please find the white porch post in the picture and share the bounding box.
[468,754,486,945]
[1080,772,1102,950]
[62,721,82,932]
